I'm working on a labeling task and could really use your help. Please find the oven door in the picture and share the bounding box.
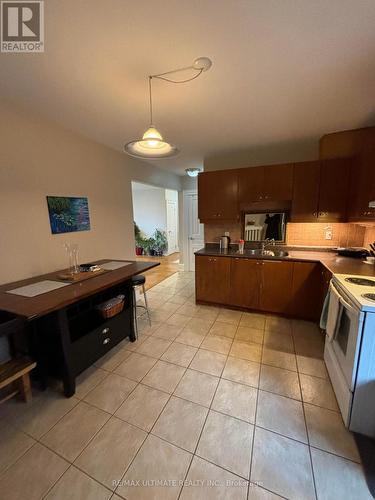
[331,284,365,390]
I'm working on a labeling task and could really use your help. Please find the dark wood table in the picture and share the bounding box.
[0,259,159,396]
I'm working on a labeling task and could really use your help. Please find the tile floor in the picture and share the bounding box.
[0,271,372,500]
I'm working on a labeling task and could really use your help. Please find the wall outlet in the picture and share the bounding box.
[325,229,333,240]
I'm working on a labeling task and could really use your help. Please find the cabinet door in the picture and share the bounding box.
[264,164,294,201]
[318,158,350,221]
[291,161,320,222]
[259,261,294,314]
[348,155,375,221]
[195,255,231,304]
[238,167,264,207]
[290,262,322,321]
[229,258,260,309]
[198,171,239,221]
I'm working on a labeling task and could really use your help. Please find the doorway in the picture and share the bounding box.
[183,190,204,271]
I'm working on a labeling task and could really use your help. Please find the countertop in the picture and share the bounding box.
[195,247,375,277]
[0,259,159,320]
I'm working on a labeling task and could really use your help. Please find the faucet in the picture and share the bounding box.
[260,238,275,251]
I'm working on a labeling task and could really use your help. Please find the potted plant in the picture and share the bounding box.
[134,221,144,255]
[153,229,168,256]
[145,237,156,256]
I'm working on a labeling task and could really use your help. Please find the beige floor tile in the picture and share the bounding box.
[0,443,69,500]
[84,373,137,413]
[235,325,264,344]
[135,320,160,336]
[167,294,188,305]
[122,334,148,352]
[166,313,192,327]
[152,323,184,340]
[304,403,360,462]
[41,401,110,462]
[136,336,172,358]
[296,355,328,379]
[197,410,253,479]
[256,390,307,443]
[209,321,237,339]
[117,434,192,500]
[2,389,79,440]
[174,369,219,407]
[158,301,181,315]
[230,340,262,363]
[294,337,324,359]
[240,313,266,330]
[190,349,227,376]
[251,427,315,500]
[175,329,205,347]
[75,417,147,489]
[142,360,185,393]
[265,316,292,335]
[194,306,220,321]
[75,366,109,399]
[259,365,301,400]
[150,309,174,323]
[217,309,243,325]
[115,383,169,431]
[299,373,338,411]
[262,347,297,371]
[184,317,214,335]
[200,335,232,355]
[247,484,283,498]
[311,447,372,500]
[180,456,248,500]
[222,357,260,388]
[177,303,201,316]
[94,345,131,372]
[45,466,111,500]
[212,379,257,423]
[292,320,321,340]
[263,331,294,353]
[0,426,35,475]
[114,353,157,382]
[152,396,208,452]
[161,342,197,367]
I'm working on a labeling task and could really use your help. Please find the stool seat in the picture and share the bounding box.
[132,274,146,286]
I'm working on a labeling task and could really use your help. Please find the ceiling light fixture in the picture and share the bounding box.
[185,168,201,177]
[124,57,212,159]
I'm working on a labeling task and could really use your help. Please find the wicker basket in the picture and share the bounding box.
[97,295,125,319]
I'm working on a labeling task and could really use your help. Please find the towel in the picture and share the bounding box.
[326,283,343,342]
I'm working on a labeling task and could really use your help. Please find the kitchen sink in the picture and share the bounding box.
[242,249,289,258]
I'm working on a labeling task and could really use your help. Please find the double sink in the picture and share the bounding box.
[243,248,289,258]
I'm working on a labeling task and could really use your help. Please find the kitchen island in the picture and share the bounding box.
[0,259,159,396]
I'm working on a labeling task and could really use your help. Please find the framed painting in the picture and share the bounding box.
[47,196,91,234]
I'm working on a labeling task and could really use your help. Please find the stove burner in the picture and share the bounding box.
[362,293,375,302]
[345,277,375,287]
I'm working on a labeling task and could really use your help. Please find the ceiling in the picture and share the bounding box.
[1,0,375,175]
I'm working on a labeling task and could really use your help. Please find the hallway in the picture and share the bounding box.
[136,253,180,290]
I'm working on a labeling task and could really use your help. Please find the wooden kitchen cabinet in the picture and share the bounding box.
[348,155,375,221]
[198,170,239,222]
[229,258,261,309]
[318,158,350,222]
[195,255,231,304]
[291,161,320,222]
[290,262,322,321]
[259,261,294,314]
[238,163,293,207]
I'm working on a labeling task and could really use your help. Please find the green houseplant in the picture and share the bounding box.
[134,221,144,255]
[153,229,168,256]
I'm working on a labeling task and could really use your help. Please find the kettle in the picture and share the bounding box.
[219,235,231,250]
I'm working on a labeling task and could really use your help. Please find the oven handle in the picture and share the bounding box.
[330,281,359,315]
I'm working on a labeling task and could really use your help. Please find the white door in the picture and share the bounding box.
[185,191,204,271]
[166,199,179,255]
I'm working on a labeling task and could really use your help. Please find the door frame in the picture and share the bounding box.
[183,189,204,272]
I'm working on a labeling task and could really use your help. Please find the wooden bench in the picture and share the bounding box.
[0,357,36,404]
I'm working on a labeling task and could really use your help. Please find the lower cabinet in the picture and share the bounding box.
[195,255,231,305]
[196,255,324,321]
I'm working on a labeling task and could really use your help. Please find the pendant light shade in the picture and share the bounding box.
[124,57,212,160]
[124,126,179,159]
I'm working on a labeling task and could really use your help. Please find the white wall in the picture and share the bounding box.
[0,100,182,284]
[132,184,167,237]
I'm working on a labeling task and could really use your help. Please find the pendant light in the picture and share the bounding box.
[185,168,201,177]
[124,57,212,159]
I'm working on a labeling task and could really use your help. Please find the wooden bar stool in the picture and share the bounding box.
[131,275,151,338]
[0,357,36,404]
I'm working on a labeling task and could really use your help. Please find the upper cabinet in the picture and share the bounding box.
[198,170,239,222]
[238,164,293,208]
[291,158,351,222]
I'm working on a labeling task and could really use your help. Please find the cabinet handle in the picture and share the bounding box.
[259,196,263,200]
[313,212,317,217]
[103,337,110,345]
[265,195,269,199]
[102,327,110,335]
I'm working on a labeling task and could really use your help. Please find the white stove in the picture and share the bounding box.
[332,273,375,312]
[325,272,375,437]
